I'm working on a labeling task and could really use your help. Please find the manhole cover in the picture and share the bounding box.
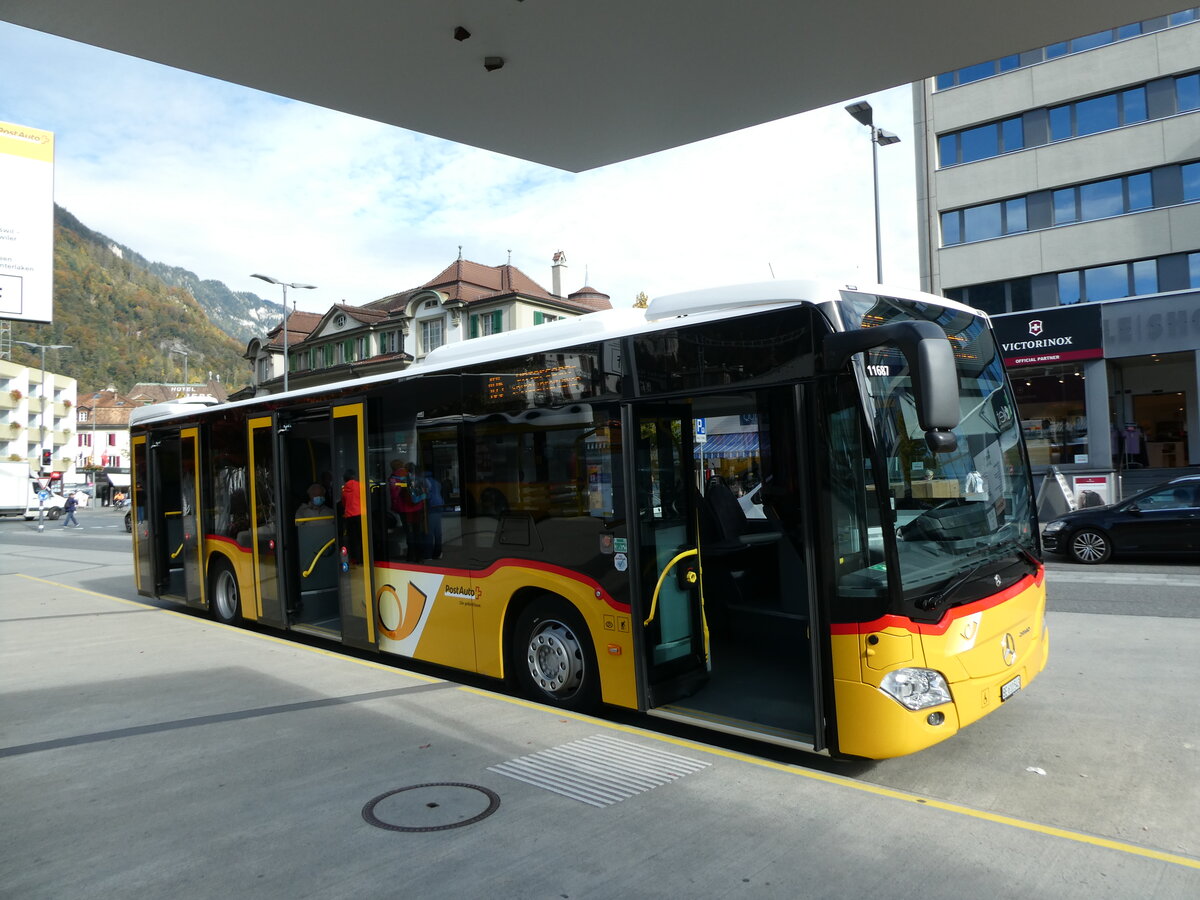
[362,782,500,832]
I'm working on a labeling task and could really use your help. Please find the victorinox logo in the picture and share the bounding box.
[1028,320,1043,336]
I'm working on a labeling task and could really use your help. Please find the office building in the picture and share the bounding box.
[914,9,1199,497]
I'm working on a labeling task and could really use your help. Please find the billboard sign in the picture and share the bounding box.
[992,304,1103,368]
[0,121,55,324]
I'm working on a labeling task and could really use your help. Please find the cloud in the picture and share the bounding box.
[1,22,918,314]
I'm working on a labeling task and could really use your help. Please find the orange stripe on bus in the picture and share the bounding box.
[830,567,1043,636]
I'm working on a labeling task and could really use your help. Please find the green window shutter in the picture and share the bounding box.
[534,311,543,325]
[470,315,479,339]
[492,310,503,333]
[344,339,353,361]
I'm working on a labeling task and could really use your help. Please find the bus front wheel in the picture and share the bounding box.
[514,597,599,712]
[210,559,242,625]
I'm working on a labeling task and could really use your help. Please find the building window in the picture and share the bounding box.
[322,345,335,368]
[933,11,1199,91]
[421,318,445,354]
[946,249,1200,308]
[939,160,1200,246]
[470,310,503,338]
[936,71,1200,168]
[357,335,372,359]
[533,311,560,325]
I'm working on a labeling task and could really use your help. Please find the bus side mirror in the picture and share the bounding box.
[823,320,960,453]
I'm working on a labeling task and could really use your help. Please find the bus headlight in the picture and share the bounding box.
[880,668,952,710]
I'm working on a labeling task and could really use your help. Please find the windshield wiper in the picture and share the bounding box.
[918,559,989,612]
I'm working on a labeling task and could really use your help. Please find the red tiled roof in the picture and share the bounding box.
[366,257,610,315]
[266,310,322,349]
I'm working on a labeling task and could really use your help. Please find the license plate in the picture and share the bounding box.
[1000,675,1021,702]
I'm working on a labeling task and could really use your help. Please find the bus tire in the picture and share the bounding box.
[513,597,599,712]
[210,558,242,625]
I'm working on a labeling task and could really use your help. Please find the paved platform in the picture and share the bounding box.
[1,528,1199,898]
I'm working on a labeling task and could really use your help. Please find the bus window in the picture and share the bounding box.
[208,415,250,547]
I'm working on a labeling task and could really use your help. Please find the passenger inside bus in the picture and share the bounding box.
[294,482,338,621]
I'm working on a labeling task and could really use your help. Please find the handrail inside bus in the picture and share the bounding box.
[645,548,699,626]
[302,539,337,578]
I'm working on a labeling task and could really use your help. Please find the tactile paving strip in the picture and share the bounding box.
[488,733,711,807]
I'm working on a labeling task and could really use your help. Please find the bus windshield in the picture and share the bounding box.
[840,294,1037,616]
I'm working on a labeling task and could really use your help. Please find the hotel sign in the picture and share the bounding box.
[992,305,1103,368]
[0,121,55,324]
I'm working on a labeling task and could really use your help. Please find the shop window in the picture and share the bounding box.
[1132,392,1188,468]
[1012,366,1088,466]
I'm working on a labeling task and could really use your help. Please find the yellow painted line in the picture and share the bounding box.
[456,686,1200,872]
[12,574,442,683]
[17,574,1199,871]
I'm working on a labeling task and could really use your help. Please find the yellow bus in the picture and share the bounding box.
[129,281,1048,759]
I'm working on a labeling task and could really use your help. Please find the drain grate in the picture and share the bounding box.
[488,733,711,808]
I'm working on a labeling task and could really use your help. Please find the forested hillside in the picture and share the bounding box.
[6,206,254,393]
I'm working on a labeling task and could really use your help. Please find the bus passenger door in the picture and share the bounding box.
[332,403,374,649]
[142,429,202,608]
[248,416,287,627]
[631,406,709,704]
[131,435,152,595]
[178,427,204,609]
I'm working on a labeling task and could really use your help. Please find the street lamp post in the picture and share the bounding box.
[845,101,901,284]
[251,274,317,393]
[13,340,72,475]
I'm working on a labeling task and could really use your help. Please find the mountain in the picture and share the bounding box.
[7,206,256,394]
[51,206,280,346]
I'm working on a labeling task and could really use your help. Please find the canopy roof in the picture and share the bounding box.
[2,1,1180,171]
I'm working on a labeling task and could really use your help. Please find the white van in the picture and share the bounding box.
[25,488,68,521]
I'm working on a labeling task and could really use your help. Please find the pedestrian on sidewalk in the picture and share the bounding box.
[63,493,80,528]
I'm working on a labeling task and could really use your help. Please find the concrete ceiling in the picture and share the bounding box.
[1,0,1183,172]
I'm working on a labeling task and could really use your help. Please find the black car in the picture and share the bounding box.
[1041,474,1200,564]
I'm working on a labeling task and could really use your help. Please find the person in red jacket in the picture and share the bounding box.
[388,459,426,562]
[340,470,363,563]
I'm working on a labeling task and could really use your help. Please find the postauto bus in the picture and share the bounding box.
[129,281,1047,759]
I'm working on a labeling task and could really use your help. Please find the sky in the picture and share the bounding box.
[0,21,920,315]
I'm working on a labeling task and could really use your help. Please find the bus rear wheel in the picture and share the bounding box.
[514,597,599,712]
[210,559,242,625]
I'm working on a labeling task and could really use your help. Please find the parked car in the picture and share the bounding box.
[1041,474,1200,564]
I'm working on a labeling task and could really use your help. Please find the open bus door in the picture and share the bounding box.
[631,388,824,751]
[130,427,205,608]
[247,405,374,646]
[248,415,288,627]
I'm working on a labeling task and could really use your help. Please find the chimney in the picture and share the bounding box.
[551,250,567,297]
